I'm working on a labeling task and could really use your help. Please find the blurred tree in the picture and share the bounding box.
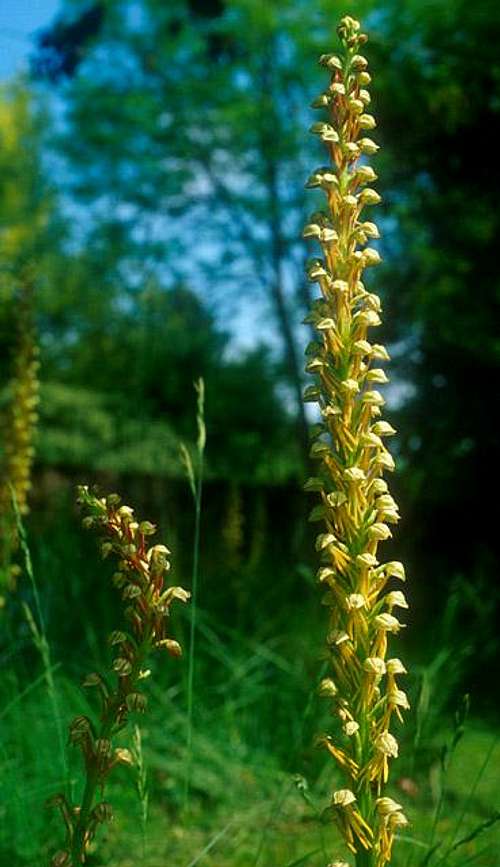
[28,0,500,464]
[0,77,297,484]
[27,0,500,678]
[369,0,500,675]
[31,0,374,462]
[0,81,52,271]
[40,279,299,482]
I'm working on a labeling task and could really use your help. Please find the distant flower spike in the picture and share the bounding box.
[303,16,409,867]
[0,274,39,602]
[49,486,189,865]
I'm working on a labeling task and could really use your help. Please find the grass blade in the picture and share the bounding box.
[285,848,322,867]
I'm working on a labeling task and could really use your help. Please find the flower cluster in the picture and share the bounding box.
[303,16,409,866]
[0,277,39,601]
[50,486,189,866]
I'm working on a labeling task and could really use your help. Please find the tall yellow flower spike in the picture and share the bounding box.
[303,16,409,867]
[0,276,39,600]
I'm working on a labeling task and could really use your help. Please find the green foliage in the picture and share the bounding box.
[38,382,181,476]
[368,0,500,667]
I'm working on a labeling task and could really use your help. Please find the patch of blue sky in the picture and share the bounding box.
[0,0,61,79]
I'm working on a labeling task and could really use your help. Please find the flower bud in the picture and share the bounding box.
[317,566,335,582]
[386,658,407,675]
[374,613,403,632]
[359,113,376,129]
[383,561,406,580]
[346,593,366,610]
[372,420,396,436]
[117,505,134,521]
[307,259,329,280]
[327,492,347,507]
[319,678,338,697]
[343,466,366,483]
[376,450,396,471]
[114,747,134,765]
[342,142,361,160]
[303,385,320,401]
[68,715,92,744]
[351,52,368,69]
[363,248,382,266]
[361,431,383,448]
[318,53,343,70]
[388,687,410,709]
[316,317,335,331]
[363,657,386,676]
[348,98,365,115]
[375,731,399,757]
[92,801,113,823]
[362,390,385,407]
[311,93,330,108]
[389,811,409,828]
[113,657,132,677]
[316,533,336,551]
[157,638,183,657]
[353,339,372,355]
[309,122,339,143]
[376,796,404,816]
[306,169,338,189]
[366,367,389,384]
[340,378,360,396]
[384,590,409,609]
[126,691,147,712]
[354,309,381,328]
[359,188,381,206]
[333,788,357,807]
[354,165,377,184]
[359,137,379,155]
[329,82,346,96]
[371,343,390,360]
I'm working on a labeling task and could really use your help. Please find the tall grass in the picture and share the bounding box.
[180,378,206,814]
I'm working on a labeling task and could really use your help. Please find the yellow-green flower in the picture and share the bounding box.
[303,15,410,866]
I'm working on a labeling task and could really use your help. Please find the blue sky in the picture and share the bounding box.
[0,0,60,79]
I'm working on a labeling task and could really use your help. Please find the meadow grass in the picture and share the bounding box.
[2,503,498,866]
[1,14,499,867]
[1,597,498,866]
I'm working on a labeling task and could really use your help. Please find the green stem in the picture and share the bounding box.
[355,849,376,867]
[184,449,203,813]
[70,767,100,862]
[13,494,68,791]
[70,634,150,863]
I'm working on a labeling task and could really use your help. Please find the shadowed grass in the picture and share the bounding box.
[1,601,499,866]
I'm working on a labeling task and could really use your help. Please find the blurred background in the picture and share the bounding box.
[1,1,499,865]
